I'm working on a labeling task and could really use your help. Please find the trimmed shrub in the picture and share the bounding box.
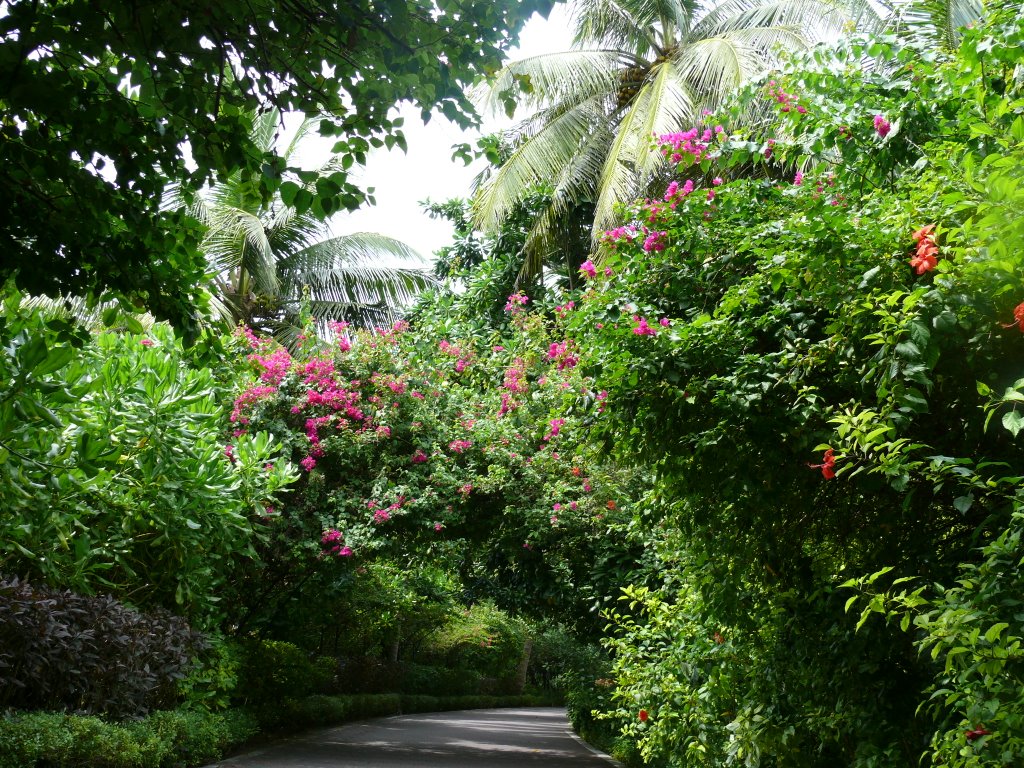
[0,708,259,768]
[0,576,205,718]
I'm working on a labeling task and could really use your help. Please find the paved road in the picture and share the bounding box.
[207,707,620,767]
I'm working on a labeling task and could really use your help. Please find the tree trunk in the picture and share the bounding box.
[512,637,533,694]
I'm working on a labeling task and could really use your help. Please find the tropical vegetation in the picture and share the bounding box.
[184,110,435,347]
[3,1,1024,767]
[470,0,883,276]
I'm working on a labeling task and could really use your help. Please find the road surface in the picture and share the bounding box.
[206,707,620,767]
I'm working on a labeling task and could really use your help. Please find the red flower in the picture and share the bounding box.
[965,726,991,742]
[1003,302,1024,333]
[809,448,836,479]
[910,226,939,274]
[911,224,935,243]
[606,500,617,510]
[638,710,649,722]
[713,631,725,644]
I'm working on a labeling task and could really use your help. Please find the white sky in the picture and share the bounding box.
[319,5,575,263]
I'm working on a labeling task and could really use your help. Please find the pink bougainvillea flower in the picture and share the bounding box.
[633,316,658,336]
[659,317,670,327]
[793,171,803,186]
[504,291,529,313]
[140,338,154,347]
[809,448,836,479]
[873,114,891,138]
[338,546,353,557]
[580,259,598,278]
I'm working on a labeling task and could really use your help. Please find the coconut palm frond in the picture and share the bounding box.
[635,61,700,178]
[673,36,758,111]
[692,0,848,39]
[473,99,610,232]
[202,206,281,298]
[278,233,435,308]
[477,50,634,117]
[572,0,663,53]
[888,0,983,50]
[19,294,156,331]
[518,123,617,279]
[592,83,655,232]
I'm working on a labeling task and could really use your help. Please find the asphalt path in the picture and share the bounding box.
[206,707,621,768]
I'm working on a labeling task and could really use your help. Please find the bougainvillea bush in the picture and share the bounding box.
[556,6,1024,767]
[222,292,647,643]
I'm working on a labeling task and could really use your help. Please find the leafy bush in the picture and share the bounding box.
[398,662,484,696]
[177,633,242,711]
[421,602,529,683]
[0,708,259,768]
[0,576,204,718]
[233,639,335,705]
[0,290,296,626]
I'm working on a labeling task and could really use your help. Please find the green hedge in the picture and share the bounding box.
[0,709,259,768]
[0,693,564,767]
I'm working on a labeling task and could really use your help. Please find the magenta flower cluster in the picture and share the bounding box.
[658,125,722,164]
[633,316,658,336]
[230,385,278,425]
[547,340,579,371]
[504,292,529,313]
[321,528,352,557]
[873,114,891,138]
[643,230,668,253]
[766,80,806,114]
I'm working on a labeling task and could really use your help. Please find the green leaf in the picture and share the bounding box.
[1002,410,1024,437]
[985,623,1009,643]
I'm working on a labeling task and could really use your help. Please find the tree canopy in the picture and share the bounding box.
[0,0,554,336]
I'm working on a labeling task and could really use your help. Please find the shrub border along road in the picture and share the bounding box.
[0,693,561,768]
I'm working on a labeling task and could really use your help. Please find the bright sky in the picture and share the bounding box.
[320,4,576,263]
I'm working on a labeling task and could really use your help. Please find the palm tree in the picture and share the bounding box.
[472,0,883,277]
[886,0,984,51]
[180,110,436,348]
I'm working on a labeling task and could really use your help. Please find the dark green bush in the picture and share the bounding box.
[234,639,334,705]
[0,576,205,718]
[398,662,484,696]
[335,656,402,693]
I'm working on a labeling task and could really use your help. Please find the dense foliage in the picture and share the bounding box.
[5,3,1024,768]
[0,290,294,623]
[0,0,553,332]
[558,7,1024,765]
